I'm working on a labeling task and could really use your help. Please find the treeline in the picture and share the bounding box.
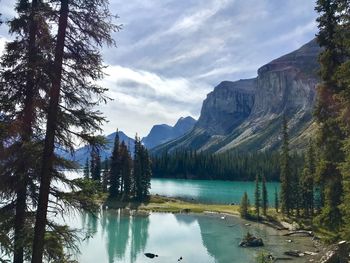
[239,117,319,221]
[84,133,152,201]
[152,150,304,181]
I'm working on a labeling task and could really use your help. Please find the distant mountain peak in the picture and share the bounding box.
[142,116,196,149]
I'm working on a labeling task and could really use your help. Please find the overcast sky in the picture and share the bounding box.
[0,0,318,138]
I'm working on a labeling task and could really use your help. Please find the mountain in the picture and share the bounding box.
[142,116,196,149]
[152,39,321,154]
[61,131,134,165]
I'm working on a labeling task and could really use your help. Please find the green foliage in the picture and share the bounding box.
[240,192,250,219]
[274,188,279,212]
[109,132,121,197]
[314,0,348,232]
[280,116,292,216]
[262,176,268,216]
[256,251,274,263]
[83,158,90,179]
[133,136,152,200]
[152,150,288,181]
[254,174,261,219]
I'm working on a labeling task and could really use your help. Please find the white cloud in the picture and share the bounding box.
[98,65,211,137]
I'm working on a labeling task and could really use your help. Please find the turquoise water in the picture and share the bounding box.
[70,210,313,263]
[150,178,280,205]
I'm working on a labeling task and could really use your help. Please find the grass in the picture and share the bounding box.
[104,195,241,215]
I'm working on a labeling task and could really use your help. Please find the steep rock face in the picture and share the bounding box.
[142,116,196,149]
[152,39,321,154]
[196,80,255,135]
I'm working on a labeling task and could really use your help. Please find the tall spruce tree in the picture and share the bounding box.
[109,132,121,198]
[254,173,261,219]
[314,0,345,231]
[0,1,52,262]
[84,158,90,179]
[102,158,109,192]
[262,175,268,216]
[31,0,118,261]
[280,116,292,216]
[301,141,315,217]
[240,192,250,219]
[120,141,132,199]
[274,188,279,212]
[133,135,142,199]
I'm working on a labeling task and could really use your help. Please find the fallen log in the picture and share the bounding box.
[283,230,313,237]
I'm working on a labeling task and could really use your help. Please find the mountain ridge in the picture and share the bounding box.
[152,39,320,155]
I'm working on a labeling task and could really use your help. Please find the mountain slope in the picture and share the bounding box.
[152,39,320,154]
[61,131,134,165]
[142,116,196,149]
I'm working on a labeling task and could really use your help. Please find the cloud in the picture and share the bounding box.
[98,65,211,137]
[0,0,319,137]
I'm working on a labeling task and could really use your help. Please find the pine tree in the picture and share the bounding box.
[120,142,132,199]
[31,0,118,261]
[262,175,268,216]
[300,141,315,217]
[84,158,90,179]
[254,173,261,220]
[109,132,121,198]
[240,192,250,219]
[102,158,109,192]
[0,1,53,261]
[133,135,142,200]
[280,116,292,216]
[314,0,345,231]
[274,188,279,213]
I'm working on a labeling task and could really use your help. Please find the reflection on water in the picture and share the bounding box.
[71,210,313,263]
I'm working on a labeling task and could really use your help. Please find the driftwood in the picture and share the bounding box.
[284,250,304,257]
[283,230,313,237]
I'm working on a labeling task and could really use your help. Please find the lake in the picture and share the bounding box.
[150,178,280,205]
[62,173,313,263]
[69,209,314,263]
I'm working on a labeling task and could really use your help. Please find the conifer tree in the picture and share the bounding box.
[240,192,250,219]
[280,116,292,216]
[31,0,118,261]
[120,142,132,199]
[274,188,279,213]
[133,135,142,199]
[109,132,121,198]
[262,175,268,216]
[84,158,90,179]
[300,141,315,217]
[90,150,101,182]
[314,0,345,231]
[254,173,261,219]
[102,158,109,192]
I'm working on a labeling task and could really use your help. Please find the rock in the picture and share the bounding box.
[144,253,158,259]
[239,233,264,247]
[320,241,350,263]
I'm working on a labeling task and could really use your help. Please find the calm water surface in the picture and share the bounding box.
[69,210,313,263]
[150,178,280,205]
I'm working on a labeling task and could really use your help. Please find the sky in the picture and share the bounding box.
[0,0,319,138]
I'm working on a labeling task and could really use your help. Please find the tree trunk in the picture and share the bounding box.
[31,1,69,262]
[13,1,38,262]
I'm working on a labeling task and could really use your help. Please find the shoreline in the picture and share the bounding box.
[103,194,326,262]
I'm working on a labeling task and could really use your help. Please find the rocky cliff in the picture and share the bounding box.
[152,39,320,154]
